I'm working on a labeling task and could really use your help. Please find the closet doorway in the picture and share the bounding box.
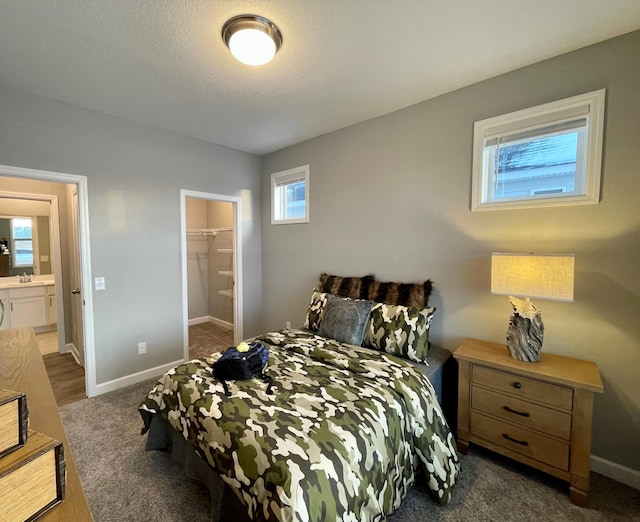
[181,190,243,361]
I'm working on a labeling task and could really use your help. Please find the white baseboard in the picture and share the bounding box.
[93,359,184,396]
[210,316,233,330]
[188,315,233,330]
[592,455,640,490]
[66,342,81,365]
[188,316,209,326]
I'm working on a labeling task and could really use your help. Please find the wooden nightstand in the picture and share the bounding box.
[454,338,603,506]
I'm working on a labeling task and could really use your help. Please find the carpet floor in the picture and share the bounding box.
[189,322,234,359]
[59,380,640,522]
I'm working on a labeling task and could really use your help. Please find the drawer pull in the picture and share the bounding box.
[503,405,530,417]
[502,433,529,446]
[513,382,522,389]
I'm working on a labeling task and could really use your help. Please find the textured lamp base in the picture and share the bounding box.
[506,313,544,362]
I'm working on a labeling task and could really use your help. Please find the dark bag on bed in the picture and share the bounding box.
[212,342,274,397]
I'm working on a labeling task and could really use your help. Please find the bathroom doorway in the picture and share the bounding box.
[0,189,67,352]
[181,190,243,360]
[0,164,95,398]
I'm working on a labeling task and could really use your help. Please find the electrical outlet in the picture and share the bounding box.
[286,321,291,329]
[137,341,147,355]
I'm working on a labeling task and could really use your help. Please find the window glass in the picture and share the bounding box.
[488,131,581,200]
[11,218,33,267]
[284,180,306,219]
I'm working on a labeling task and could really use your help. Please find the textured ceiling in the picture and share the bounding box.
[1,1,640,155]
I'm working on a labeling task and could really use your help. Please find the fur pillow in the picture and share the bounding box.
[318,273,432,308]
[317,273,375,301]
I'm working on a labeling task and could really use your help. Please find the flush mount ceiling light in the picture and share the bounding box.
[222,15,282,66]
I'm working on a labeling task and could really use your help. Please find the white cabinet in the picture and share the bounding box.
[47,286,57,325]
[8,286,47,328]
[0,290,9,330]
[0,284,54,329]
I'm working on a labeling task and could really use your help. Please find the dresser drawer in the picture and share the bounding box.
[470,411,569,471]
[471,386,572,440]
[473,365,573,410]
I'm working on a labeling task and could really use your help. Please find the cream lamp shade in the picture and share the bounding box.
[491,253,575,302]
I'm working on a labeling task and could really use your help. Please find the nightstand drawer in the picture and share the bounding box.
[473,365,573,410]
[471,386,572,440]
[470,411,569,471]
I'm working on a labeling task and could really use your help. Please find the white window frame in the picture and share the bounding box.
[471,89,605,211]
[271,165,310,225]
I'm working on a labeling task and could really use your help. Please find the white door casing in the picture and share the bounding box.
[0,164,96,397]
[180,190,243,361]
[70,188,85,367]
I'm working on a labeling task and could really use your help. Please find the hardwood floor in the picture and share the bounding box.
[42,352,86,406]
[36,329,59,355]
[37,331,87,407]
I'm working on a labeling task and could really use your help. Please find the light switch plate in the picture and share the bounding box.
[95,277,106,291]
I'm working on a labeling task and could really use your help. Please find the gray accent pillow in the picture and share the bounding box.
[318,295,373,346]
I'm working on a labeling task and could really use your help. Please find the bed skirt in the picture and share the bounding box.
[145,413,250,521]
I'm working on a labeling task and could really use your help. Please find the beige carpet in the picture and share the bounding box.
[189,321,234,359]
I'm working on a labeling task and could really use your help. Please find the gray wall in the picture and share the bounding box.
[261,31,640,472]
[0,85,262,384]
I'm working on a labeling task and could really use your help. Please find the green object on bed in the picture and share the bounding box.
[140,329,459,521]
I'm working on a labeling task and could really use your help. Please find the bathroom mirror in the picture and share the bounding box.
[0,215,51,276]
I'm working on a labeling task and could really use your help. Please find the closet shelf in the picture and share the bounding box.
[216,248,233,253]
[218,290,233,297]
[217,271,233,276]
[186,227,233,237]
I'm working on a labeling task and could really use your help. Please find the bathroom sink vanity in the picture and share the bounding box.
[0,278,56,330]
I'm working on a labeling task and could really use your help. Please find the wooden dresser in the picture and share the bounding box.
[0,328,93,521]
[454,338,603,506]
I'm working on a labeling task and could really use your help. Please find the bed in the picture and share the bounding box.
[140,274,460,521]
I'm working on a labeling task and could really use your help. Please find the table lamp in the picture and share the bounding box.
[491,253,575,362]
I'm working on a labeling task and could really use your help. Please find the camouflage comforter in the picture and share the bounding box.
[139,329,459,521]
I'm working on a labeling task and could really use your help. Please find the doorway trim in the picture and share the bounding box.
[0,164,96,397]
[180,190,243,361]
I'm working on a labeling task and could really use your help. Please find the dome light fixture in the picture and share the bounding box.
[222,15,282,66]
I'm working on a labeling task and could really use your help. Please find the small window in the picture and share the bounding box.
[271,165,309,224]
[11,217,33,267]
[471,90,605,211]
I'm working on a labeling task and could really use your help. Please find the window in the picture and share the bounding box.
[271,165,309,224]
[11,217,33,267]
[471,89,605,211]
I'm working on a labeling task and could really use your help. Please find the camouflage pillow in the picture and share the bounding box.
[318,295,373,346]
[303,290,331,331]
[364,303,436,363]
